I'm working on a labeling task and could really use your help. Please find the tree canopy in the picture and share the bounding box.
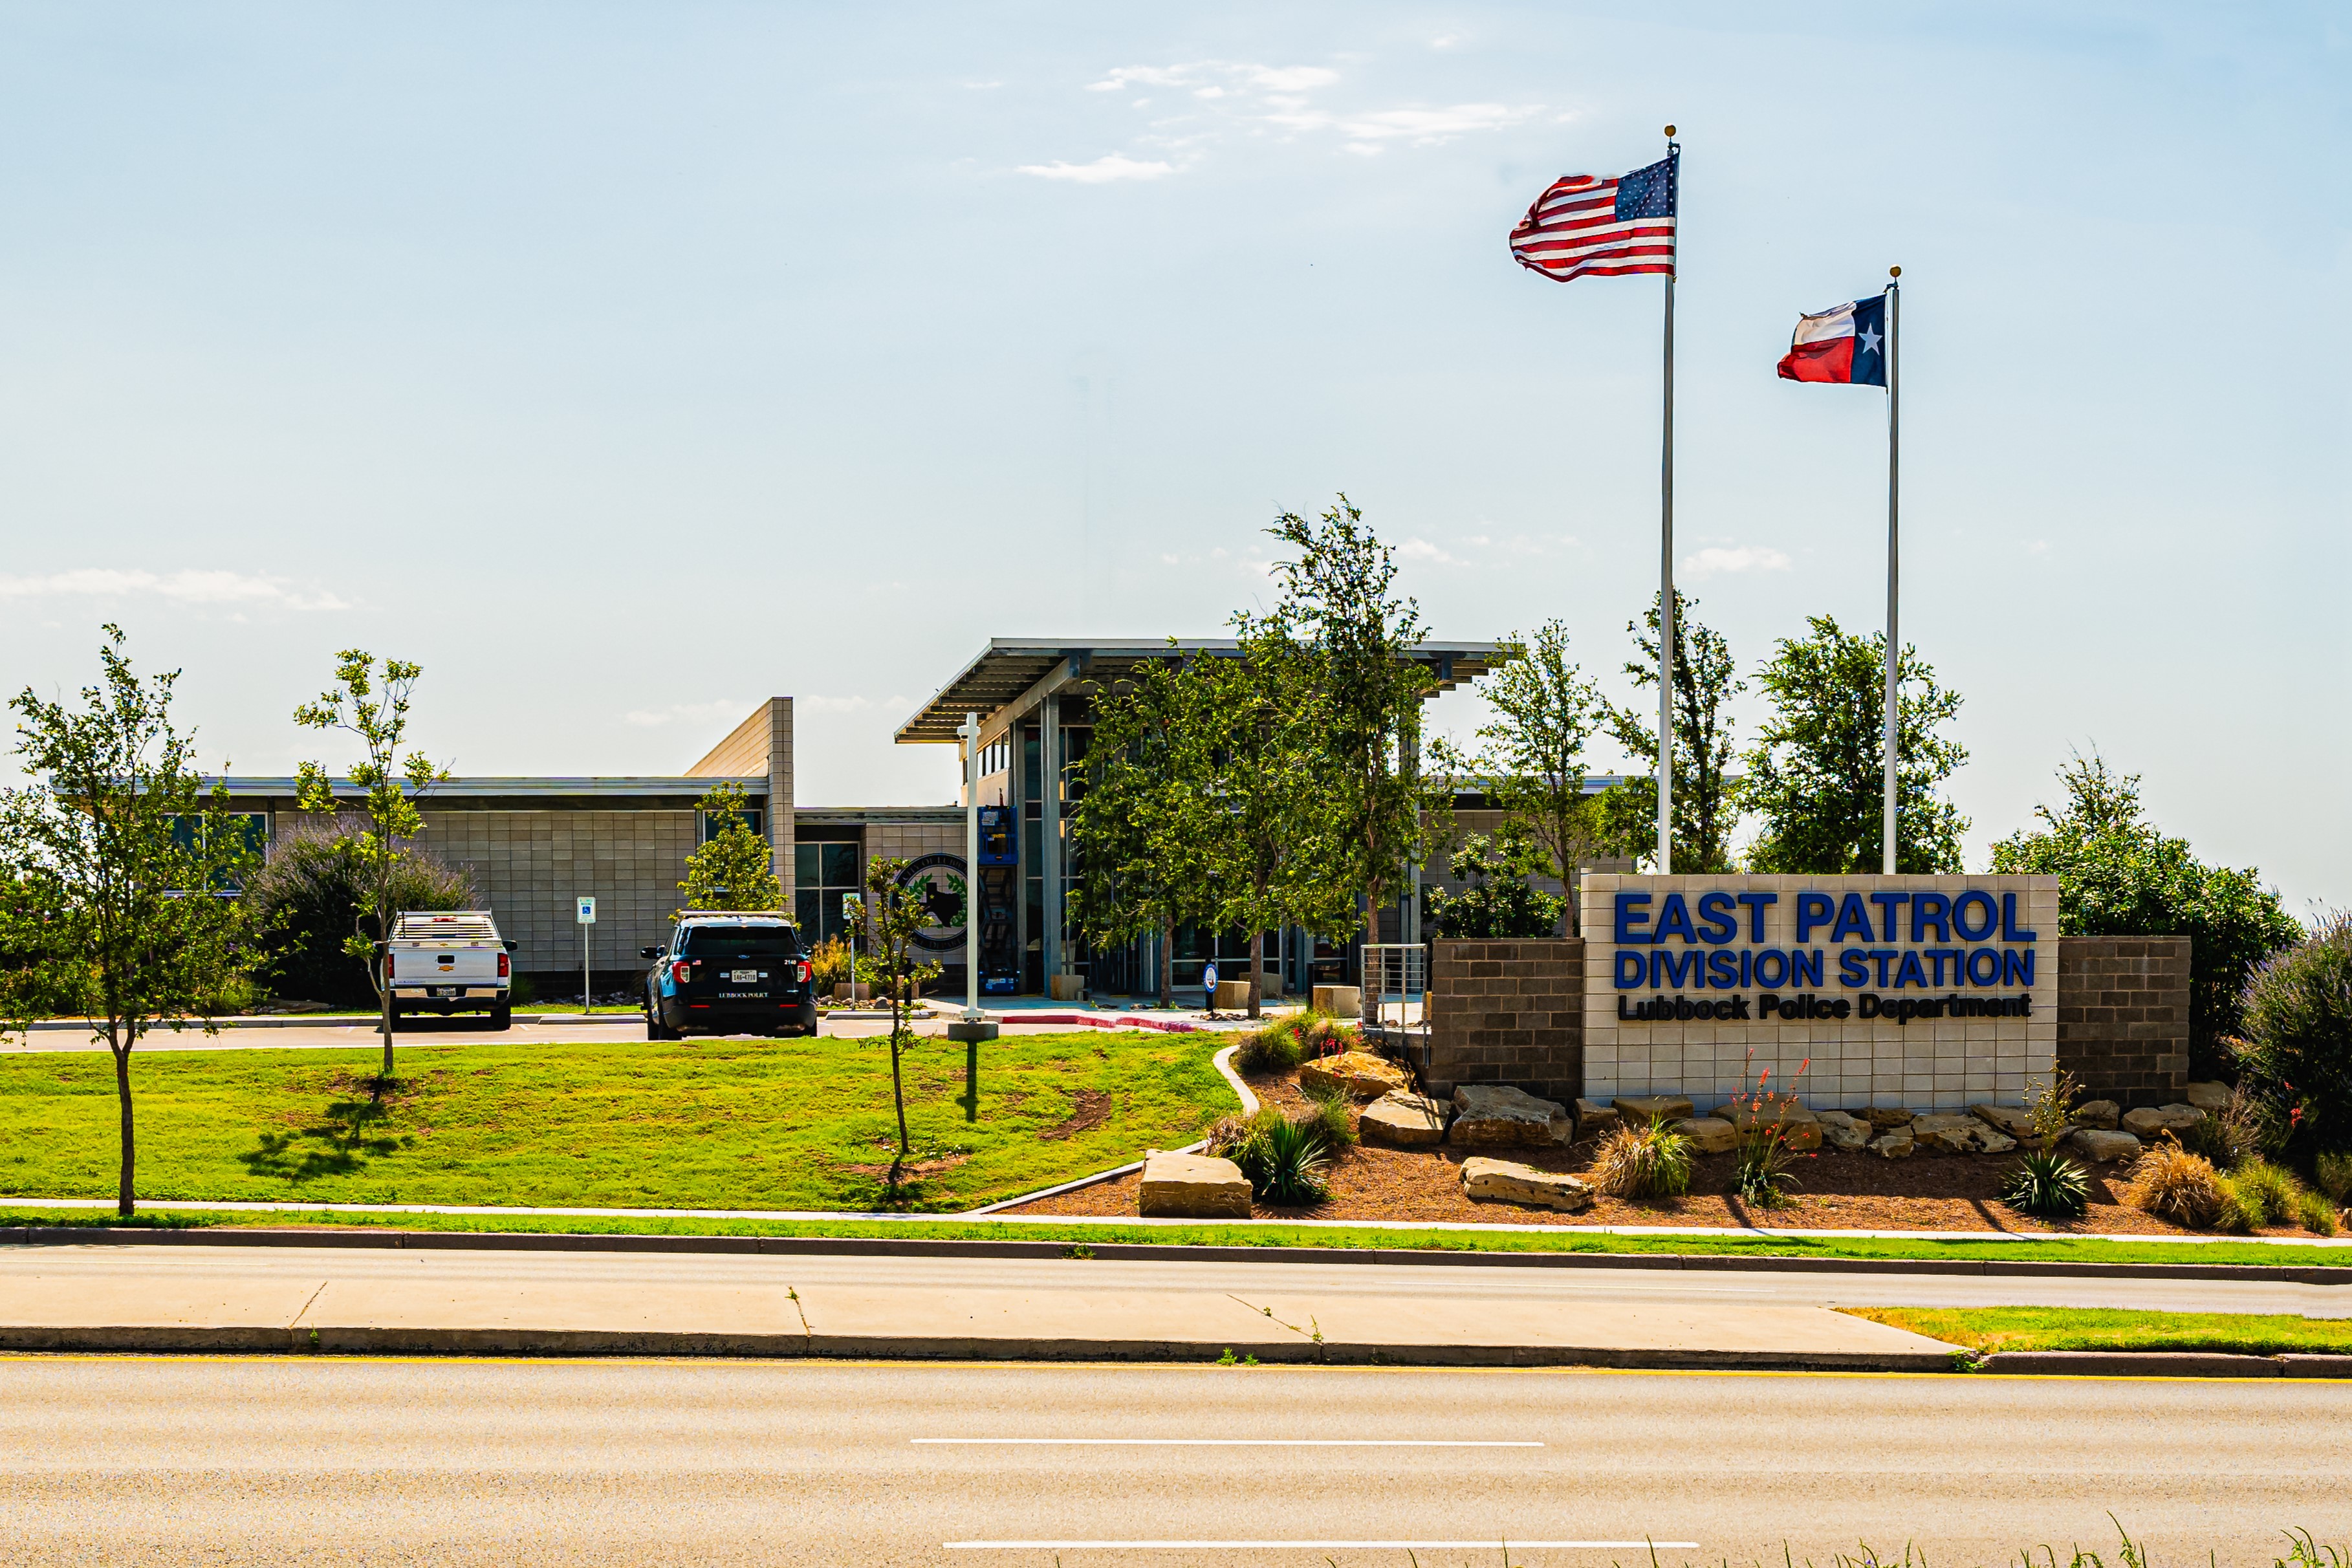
[1601,591,1743,874]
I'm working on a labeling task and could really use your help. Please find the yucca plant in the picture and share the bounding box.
[1231,1111,1332,1205]
[2000,1148,2092,1218]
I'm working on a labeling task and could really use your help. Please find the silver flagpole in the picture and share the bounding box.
[1880,267,1901,875]
[1656,125,1678,875]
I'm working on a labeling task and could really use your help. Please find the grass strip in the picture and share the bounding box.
[3,1204,2348,1269]
[1841,1305,2352,1355]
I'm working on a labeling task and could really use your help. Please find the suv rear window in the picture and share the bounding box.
[682,923,800,959]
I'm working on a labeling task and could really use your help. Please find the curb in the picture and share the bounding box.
[1977,1350,2352,1379]
[0,1320,1957,1371]
[5,1226,2349,1284]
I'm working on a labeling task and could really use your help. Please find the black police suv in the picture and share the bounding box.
[640,913,816,1039]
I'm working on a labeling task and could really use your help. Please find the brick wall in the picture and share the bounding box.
[2054,935,2190,1107]
[1426,938,1585,1105]
[426,809,698,983]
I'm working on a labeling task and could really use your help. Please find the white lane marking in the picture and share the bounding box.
[946,1542,1695,1551]
[916,1438,1541,1446]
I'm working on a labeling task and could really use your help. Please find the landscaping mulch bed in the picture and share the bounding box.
[1008,1069,2336,1239]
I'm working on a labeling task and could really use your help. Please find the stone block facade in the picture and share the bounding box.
[2054,935,2190,1108]
[1425,938,1585,1105]
[426,809,699,983]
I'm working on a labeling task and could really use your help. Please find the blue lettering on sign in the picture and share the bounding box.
[1737,891,1778,941]
[1911,893,1951,942]
[1794,892,1835,943]
[1615,950,1647,988]
[1953,890,1999,941]
[1708,950,1739,988]
[2004,948,2037,986]
[1615,893,1652,944]
[1695,891,1739,944]
[1653,893,1699,944]
[1894,951,1930,989]
[1831,894,1876,944]
[1869,891,1911,941]
[2002,893,2039,942]
[1968,948,2001,986]
[1754,948,1789,988]
[1652,949,1704,988]
[1791,948,1824,988]
[1839,950,1871,987]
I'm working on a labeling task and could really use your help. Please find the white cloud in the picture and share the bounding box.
[625,699,746,729]
[1272,102,1541,147]
[2027,539,2052,556]
[0,568,347,610]
[964,80,1003,90]
[1019,154,1175,183]
[1397,538,1462,565]
[1430,33,1463,49]
[1682,545,1792,576]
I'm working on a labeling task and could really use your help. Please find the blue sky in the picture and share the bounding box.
[0,3,2344,910]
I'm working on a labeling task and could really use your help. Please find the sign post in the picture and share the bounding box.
[576,895,596,1016]
[842,892,863,1001]
[947,712,997,1044]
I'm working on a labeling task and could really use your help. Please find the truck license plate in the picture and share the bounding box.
[728,969,760,983]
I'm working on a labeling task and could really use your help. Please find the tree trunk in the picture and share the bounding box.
[888,999,911,1185]
[1247,927,1264,1020]
[1158,917,1173,1010]
[111,1038,135,1219]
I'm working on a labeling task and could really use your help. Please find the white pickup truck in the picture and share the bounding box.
[386,910,516,1030]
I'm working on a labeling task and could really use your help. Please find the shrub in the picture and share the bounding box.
[2220,1160,2309,1234]
[2181,1083,2272,1171]
[2026,1069,2084,1145]
[2001,1148,2092,1218]
[2292,1188,2340,1237]
[2318,1151,2352,1204]
[2124,1140,2228,1228]
[808,935,862,994]
[2231,911,2352,1162]
[1232,1018,1305,1076]
[239,823,477,1007]
[1589,1120,1694,1200]
[1226,1107,1332,1205]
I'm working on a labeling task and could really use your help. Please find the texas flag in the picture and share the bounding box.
[1776,292,1888,386]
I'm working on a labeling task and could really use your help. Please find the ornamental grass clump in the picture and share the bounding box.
[2182,1082,2271,1170]
[2318,1151,2352,1205]
[1231,1010,1356,1076]
[2217,1159,2334,1235]
[2000,1147,2093,1218]
[2124,1138,2228,1228]
[1589,1119,1694,1200]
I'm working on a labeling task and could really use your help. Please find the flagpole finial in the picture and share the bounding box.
[1663,124,1676,137]
[1889,265,1902,278]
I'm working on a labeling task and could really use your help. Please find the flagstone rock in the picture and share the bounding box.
[1816,1110,1872,1150]
[2186,1082,2232,1112]
[1974,1128,2018,1155]
[2074,1100,2120,1131]
[1450,1083,1569,1149]
[1298,1050,1411,1101]
[1357,1091,1448,1148]
[1869,1130,1915,1159]
[1612,1094,1696,1126]
[1460,1157,1595,1214]
[1673,1116,1737,1155]
[1574,1098,1620,1140]
[2069,1128,2144,1164]
[1971,1104,2038,1138]
[2121,1104,2203,1140]
[1138,1151,1253,1218]
[1865,1107,1915,1129]
[1910,1114,1981,1155]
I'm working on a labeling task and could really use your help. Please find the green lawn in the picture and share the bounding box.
[1843,1306,2352,1356]
[0,1031,1234,1212]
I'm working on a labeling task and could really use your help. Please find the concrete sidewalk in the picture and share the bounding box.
[0,1248,1961,1369]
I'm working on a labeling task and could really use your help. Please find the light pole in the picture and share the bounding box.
[949,712,997,1043]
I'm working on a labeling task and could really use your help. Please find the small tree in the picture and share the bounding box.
[1740,614,1968,874]
[243,822,476,1007]
[1195,643,1357,1018]
[1600,591,1744,873]
[1070,654,1221,1009]
[864,855,944,1187]
[1432,618,1607,930]
[680,781,784,914]
[0,626,257,1217]
[1424,825,1569,939]
[1991,752,2303,1073]
[1258,497,1445,948]
[293,650,450,1077]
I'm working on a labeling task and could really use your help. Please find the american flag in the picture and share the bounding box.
[1509,151,1677,282]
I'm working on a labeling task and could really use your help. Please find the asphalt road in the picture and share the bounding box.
[1,1355,2345,1566]
[13,1241,2352,1317]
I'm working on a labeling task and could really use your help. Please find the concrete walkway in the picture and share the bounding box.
[0,1242,1963,1369]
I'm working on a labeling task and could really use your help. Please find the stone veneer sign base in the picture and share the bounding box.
[1580,874,2060,1113]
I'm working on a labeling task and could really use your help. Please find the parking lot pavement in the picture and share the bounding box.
[1,1012,1197,1052]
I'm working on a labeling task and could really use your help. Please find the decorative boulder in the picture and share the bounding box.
[2074,1100,2121,1131]
[1970,1104,2038,1139]
[1573,1099,1620,1140]
[1869,1130,1915,1159]
[1449,1083,1569,1148]
[1673,1116,1737,1155]
[2121,1104,2203,1140]
[1975,1128,2019,1155]
[1460,1157,1595,1213]
[2069,1127,2143,1164]
[1816,1110,1872,1151]
[1138,1151,1252,1218]
[1910,1114,1981,1155]
[1865,1106,1917,1129]
[1612,1094,1697,1126]
[1358,1091,1448,1148]
[1299,1051,1412,1100]
[1729,1101,1821,1151]
[1311,985,1362,1019]
[2186,1082,2233,1112]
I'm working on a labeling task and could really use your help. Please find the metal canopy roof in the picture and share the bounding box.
[895,637,1507,745]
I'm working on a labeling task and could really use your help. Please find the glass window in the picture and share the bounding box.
[683,922,800,959]
[701,809,762,843]
[796,840,862,944]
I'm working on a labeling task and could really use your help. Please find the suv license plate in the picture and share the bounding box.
[728,969,760,983]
